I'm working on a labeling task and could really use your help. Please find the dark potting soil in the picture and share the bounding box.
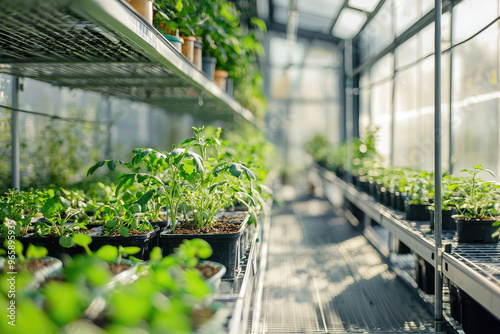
[174,221,240,235]
[196,263,220,279]
[217,215,245,223]
[6,258,56,273]
[107,229,151,237]
[108,263,132,275]
[191,306,215,330]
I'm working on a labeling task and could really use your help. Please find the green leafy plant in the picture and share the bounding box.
[448,164,499,220]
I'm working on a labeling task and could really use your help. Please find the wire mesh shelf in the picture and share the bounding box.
[0,0,257,124]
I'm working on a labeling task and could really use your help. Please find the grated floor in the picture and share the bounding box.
[256,191,435,333]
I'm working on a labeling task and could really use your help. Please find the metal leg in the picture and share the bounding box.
[434,0,444,330]
[11,76,20,190]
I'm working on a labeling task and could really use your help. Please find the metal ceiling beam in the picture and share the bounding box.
[268,21,341,44]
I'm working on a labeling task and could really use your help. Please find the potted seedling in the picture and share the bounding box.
[448,164,499,243]
[428,174,458,230]
[159,127,256,277]
[404,171,432,221]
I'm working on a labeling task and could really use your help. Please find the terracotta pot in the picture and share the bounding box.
[180,36,196,62]
[126,0,153,24]
[214,70,228,90]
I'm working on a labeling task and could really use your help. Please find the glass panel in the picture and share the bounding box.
[394,0,419,36]
[451,23,499,177]
[348,0,380,12]
[359,87,371,138]
[421,0,434,15]
[331,8,367,40]
[298,0,344,18]
[395,36,418,69]
[269,35,308,67]
[369,0,393,54]
[420,13,451,57]
[371,81,392,161]
[273,6,289,25]
[304,40,341,67]
[453,0,498,43]
[360,71,370,88]
[371,53,394,82]
[394,66,418,168]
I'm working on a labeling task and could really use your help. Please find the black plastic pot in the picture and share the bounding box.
[455,218,499,243]
[460,288,500,334]
[368,182,377,197]
[390,191,405,211]
[89,226,160,260]
[381,188,391,206]
[359,178,370,193]
[414,256,434,294]
[429,209,457,230]
[159,221,245,278]
[404,203,429,221]
[19,234,91,259]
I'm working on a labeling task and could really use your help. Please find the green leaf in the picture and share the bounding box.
[190,239,212,259]
[174,0,182,12]
[106,219,117,228]
[149,247,162,261]
[182,163,195,174]
[47,189,55,198]
[107,160,117,171]
[121,246,141,255]
[26,244,48,259]
[87,160,106,176]
[72,234,92,247]
[59,236,74,248]
[120,226,129,237]
[96,245,118,262]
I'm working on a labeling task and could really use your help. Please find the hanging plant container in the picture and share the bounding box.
[455,218,499,243]
[404,203,429,221]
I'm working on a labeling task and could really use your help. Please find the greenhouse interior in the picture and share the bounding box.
[1,0,500,333]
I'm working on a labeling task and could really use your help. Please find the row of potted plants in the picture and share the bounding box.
[306,131,500,244]
[131,0,267,116]
[1,126,272,278]
[0,237,228,333]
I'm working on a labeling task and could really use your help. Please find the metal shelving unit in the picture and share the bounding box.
[0,0,258,124]
[314,163,500,320]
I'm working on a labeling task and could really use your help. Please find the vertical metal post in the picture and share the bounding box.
[434,0,444,331]
[448,4,454,174]
[345,40,353,183]
[11,77,20,190]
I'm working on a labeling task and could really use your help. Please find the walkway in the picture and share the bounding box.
[256,187,435,333]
